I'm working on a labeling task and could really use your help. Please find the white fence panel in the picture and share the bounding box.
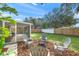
[42,28,54,33]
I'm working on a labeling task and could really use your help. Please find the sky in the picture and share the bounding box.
[2,3,79,26]
[4,3,61,21]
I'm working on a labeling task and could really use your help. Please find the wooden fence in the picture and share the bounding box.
[32,29,41,32]
[54,27,79,36]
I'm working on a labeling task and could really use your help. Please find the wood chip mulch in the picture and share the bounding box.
[17,41,30,56]
[17,40,79,56]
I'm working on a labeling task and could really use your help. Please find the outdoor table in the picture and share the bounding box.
[30,46,49,56]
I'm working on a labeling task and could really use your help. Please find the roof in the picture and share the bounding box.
[2,20,33,25]
[16,21,33,25]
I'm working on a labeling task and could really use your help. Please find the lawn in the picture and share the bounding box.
[31,32,79,52]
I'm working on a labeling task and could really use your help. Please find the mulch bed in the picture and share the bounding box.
[17,41,30,56]
[54,49,79,56]
[17,40,79,56]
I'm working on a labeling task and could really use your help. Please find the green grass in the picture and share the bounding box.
[31,32,79,52]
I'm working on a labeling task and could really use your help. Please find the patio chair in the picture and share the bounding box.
[54,37,71,51]
[40,32,47,47]
[41,32,47,41]
[23,34,32,48]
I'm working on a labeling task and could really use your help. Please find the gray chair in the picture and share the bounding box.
[23,34,32,48]
[40,33,47,47]
[41,32,47,41]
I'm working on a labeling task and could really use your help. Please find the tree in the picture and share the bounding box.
[44,3,77,28]
[24,3,77,28]
[61,3,79,13]
[0,3,18,15]
[59,3,77,26]
[24,17,38,29]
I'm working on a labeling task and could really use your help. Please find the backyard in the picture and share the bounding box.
[31,32,79,52]
[1,3,79,56]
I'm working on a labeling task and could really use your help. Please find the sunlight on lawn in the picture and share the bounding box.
[31,34,37,37]
[31,33,41,40]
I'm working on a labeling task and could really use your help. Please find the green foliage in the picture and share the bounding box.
[0,22,16,55]
[43,3,77,28]
[24,3,78,28]
[0,37,5,55]
[24,17,42,29]
[61,3,79,13]
[0,27,10,37]
[0,16,16,24]
[0,3,18,15]
[0,37,5,48]
[0,3,17,55]
[41,22,49,28]
[0,27,10,55]
[0,20,16,55]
